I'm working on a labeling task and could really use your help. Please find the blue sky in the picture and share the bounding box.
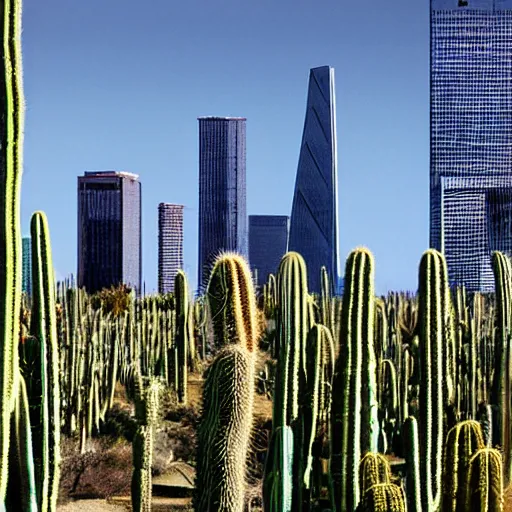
[22,0,429,294]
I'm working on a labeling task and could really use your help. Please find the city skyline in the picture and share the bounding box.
[77,170,142,294]
[23,1,431,294]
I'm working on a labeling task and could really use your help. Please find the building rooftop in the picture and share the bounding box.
[83,170,139,180]
[159,203,185,208]
[197,116,246,121]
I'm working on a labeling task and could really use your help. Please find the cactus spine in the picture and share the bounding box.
[0,0,24,501]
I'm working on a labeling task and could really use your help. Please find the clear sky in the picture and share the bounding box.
[22,0,429,295]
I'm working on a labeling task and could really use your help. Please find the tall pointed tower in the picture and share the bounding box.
[288,66,341,293]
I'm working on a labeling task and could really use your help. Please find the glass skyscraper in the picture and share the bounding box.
[249,215,289,288]
[197,117,247,292]
[288,66,341,294]
[77,171,142,294]
[430,0,512,292]
[158,203,184,294]
[22,236,31,295]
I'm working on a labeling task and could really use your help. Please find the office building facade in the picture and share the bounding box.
[77,171,142,294]
[158,203,184,294]
[22,236,31,295]
[249,215,289,288]
[288,66,341,294]
[197,116,248,292]
[430,0,512,291]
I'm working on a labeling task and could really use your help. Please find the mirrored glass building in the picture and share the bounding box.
[430,0,512,292]
[288,66,341,294]
[197,117,247,293]
[77,171,142,294]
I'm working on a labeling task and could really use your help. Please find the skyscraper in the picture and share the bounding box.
[197,116,247,292]
[158,203,184,294]
[288,66,341,294]
[22,236,31,295]
[249,215,289,288]
[430,0,512,292]
[77,171,142,294]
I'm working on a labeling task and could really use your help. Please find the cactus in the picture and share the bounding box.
[194,345,255,512]
[263,425,294,512]
[206,253,259,353]
[331,247,378,512]
[356,483,406,512]
[0,0,24,501]
[358,453,391,496]
[403,416,422,512]
[491,251,512,483]
[442,420,485,512]
[29,211,60,512]
[174,270,188,404]
[417,249,451,511]
[464,448,503,511]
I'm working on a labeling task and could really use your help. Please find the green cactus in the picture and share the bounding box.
[491,251,512,483]
[206,253,259,353]
[0,0,24,501]
[194,344,255,512]
[417,249,451,511]
[402,416,422,512]
[464,448,503,511]
[29,211,60,512]
[174,270,188,404]
[356,483,406,512]
[358,452,391,496]
[442,420,485,512]
[331,247,379,512]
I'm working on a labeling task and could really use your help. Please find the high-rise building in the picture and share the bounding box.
[249,215,289,288]
[77,171,142,294]
[288,66,341,294]
[158,203,184,294]
[22,236,31,295]
[197,116,247,292]
[430,0,512,292]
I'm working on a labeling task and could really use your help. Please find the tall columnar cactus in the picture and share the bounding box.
[417,249,451,511]
[442,420,485,512]
[331,247,379,512]
[403,416,422,512]
[196,253,257,512]
[194,344,255,512]
[0,0,24,501]
[464,448,503,511]
[491,251,512,483]
[206,253,259,353]
[29,211,60,512]
[174,270,188,404]
[132,377,160,512]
